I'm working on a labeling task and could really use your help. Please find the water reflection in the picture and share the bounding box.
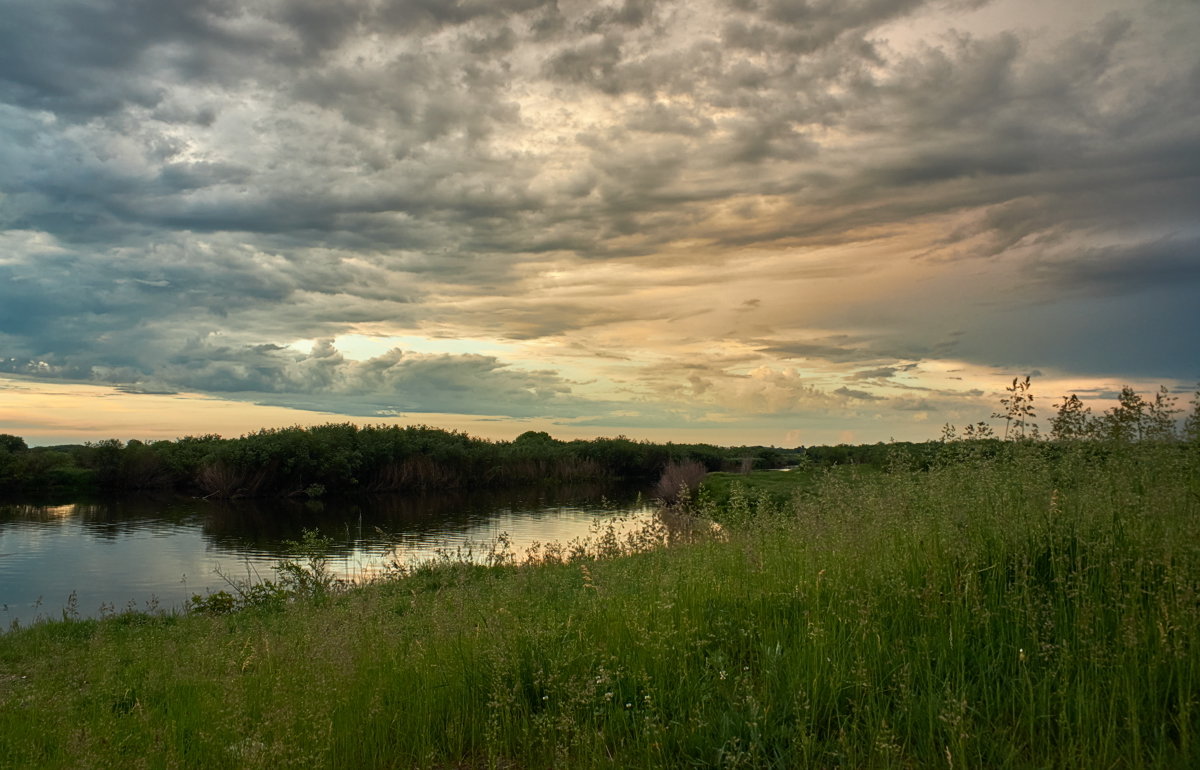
[0,482,653,630]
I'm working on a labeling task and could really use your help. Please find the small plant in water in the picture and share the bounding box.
[189,528,338,614]
[275,528,338,600]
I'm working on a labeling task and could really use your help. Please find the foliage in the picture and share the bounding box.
[1186,385,1200,444]
[188,529,338,615]
[1098,386,1149,443]
[653,459,708,506]
[0,434,27,453]
[1050,394,1092,441]
[0,424,796,499]
[1146,385,1180,442]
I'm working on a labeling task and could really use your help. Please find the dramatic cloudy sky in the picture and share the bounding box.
[1,0,1197,446]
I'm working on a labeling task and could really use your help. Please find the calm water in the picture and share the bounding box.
[0,483,653,630]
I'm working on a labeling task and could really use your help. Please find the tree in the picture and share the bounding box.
[0,434,27,453]
[1099,386,1147,443]
[1183,385,1200,444]
[513,430,556,446]
[962,421,996,440]
[1145,386,1179,442]
[1050,395,1092,441]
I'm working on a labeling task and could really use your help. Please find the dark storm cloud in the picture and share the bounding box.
[851,367,900,380]
[1031,237,1200,298]
[833,386,883,401]
[734,0,925,54]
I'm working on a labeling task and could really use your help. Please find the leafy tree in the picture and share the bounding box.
[962,421,996,440]
[1145,385,1179,442]
[514,430,556,445]
[1099,386,1147,443]
[0,433,27,453]
[1184,385,1200,444]
[1050,394,1092,441]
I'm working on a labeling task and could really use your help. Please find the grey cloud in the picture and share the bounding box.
[947,275,1199,382]
[165,344,597,419]
[721,116,820,164]
[581,0,661,32]
[373,0,558,33]
[0,0,271,118]
[1029,237,1200,298]
[764,0,925,52]
[757,339,875,364]
[720,20,781,51]
[0,335,598,419]
[626,102,717,137]
[721,0,926,55]
[0,234,425,377]
[279,0,367,55]
[465,26,520,56]
[543,35,628,94]
[874,30,1024,135]
[834,386,883,401]
[851,367,899,380]
[861,363,921,380]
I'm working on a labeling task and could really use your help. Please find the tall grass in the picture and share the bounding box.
[2,444,1196,767]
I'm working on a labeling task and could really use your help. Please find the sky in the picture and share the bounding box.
[1,0,1198,448]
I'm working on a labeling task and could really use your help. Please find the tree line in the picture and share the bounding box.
[946,378,1200,444]
[2,380,1195,498]
[0,424,797,499]
[808,380,1200,471]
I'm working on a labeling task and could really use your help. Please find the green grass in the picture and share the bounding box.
[2,444,1198,768]
[700,466,825,507]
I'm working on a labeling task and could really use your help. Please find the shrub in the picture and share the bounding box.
[654,460,708,506]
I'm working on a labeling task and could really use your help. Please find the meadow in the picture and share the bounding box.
[2,440,1197,768]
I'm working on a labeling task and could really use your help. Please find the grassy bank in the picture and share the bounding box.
[2,444,1198,768]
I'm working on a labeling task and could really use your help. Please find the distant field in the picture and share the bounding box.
[700,466,821,504]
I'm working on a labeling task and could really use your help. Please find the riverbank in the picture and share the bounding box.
[2,443,1197,767]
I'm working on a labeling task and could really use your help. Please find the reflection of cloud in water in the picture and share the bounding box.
[0,483,654,628]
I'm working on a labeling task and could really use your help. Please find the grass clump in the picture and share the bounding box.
[2,443,1198,768]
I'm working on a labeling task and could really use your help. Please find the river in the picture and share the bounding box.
[0,482,655,630]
